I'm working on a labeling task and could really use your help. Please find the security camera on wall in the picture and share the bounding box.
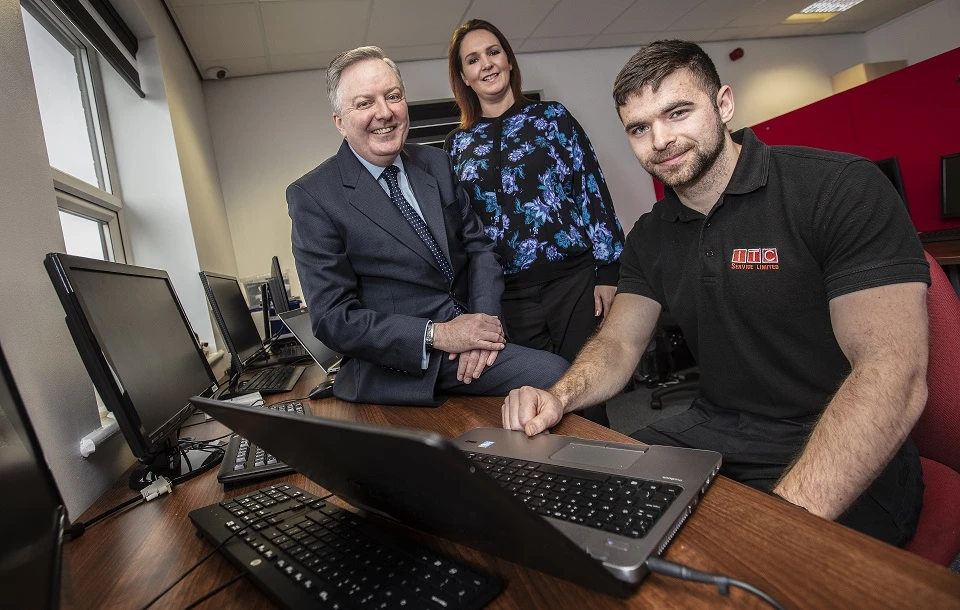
[205,66,228,80]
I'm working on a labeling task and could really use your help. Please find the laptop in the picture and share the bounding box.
[189,396,722,597]
[0,345,69,609]
[277,307,342,374]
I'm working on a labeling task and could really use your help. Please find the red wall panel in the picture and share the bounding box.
[752,47,960,232]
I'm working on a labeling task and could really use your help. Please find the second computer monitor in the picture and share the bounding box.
[874,157,908,211]
[269,256,292,314]
[942,153,960,219]
[199,271,264,369]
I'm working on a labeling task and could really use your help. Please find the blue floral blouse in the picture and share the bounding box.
[444,101,625,289]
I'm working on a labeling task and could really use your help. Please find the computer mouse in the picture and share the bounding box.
[308,380,335,400]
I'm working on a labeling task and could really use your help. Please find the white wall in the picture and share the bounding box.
[0,0,132,517]
[101,39,214,346]
[101,0,238,349]
[145,0,237,281]
[865,0,960,65]
[204,32,865,296]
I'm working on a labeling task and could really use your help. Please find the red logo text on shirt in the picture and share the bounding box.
[731,248,779,270]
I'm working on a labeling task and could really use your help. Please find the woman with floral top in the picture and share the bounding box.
[445,19,626,426]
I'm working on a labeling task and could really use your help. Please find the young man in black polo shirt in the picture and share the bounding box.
[500,40,930,545]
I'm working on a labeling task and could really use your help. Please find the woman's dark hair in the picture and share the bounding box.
[448,19,530,129]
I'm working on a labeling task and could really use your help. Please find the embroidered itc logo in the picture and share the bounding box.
[731,248,779,270]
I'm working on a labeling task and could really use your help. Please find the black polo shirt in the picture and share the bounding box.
[619,128,929,421]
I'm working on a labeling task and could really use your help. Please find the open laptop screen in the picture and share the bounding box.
[278,307,341,373]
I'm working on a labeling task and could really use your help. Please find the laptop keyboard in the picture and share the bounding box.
[238,364,304,394]
[463,452,681,539]
[272,342,310,363]
[190,484,502,610]
[217,401,306,486]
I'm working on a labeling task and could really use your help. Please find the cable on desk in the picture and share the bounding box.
[141,492,336,610]
[645,557,785,610]
[64,495,144,540]
[182,573,246,610]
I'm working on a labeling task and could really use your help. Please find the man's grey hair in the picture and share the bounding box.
[326,46,405,115]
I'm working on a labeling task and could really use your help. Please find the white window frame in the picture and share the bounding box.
[23,0,132,264]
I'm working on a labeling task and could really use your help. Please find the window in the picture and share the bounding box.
[21,0,127,263]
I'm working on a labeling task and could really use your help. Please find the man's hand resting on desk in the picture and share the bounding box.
[502,386,564,436]
[433,313,505,354]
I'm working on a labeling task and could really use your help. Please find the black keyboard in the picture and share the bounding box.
[189,484,502,610]
[236,364,306,395]
[919,228,960,243]
[218,401,307,486]
[272,342,311,363]
[463,452,681,539]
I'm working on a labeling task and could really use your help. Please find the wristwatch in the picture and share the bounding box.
[425,320,435,352]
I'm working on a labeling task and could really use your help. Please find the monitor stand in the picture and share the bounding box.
[128,437,224,491]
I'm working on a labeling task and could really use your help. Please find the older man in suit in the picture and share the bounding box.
[287,46,569,406]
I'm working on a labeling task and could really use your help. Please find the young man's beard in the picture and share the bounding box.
[646,117,727,190]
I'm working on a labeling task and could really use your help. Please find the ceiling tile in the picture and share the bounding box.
[367,0,471,47]
[585,31,662,49]
[463,0,560,40]
[199,56,270,79]
[660,28,717,41]
[671,0,763,30]
[531,0,634,38]
[703,26,769,41]
[269,51,342,73]
[381,43,449,62]
[603,0,703,34]
[519,35,594,53]
[175,3,264,60]
[725,0,809,28]
[761,23,816,37]
[168,0,254,7]
[807,21,865,35]
[260,1,369,56]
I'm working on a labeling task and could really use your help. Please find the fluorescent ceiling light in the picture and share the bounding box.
[799,0,865,12]
[784,12,838,23]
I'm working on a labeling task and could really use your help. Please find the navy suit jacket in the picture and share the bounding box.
[287,141,503,405]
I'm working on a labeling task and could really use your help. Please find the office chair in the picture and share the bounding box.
[904,251,960,567]
[647,314,699,410]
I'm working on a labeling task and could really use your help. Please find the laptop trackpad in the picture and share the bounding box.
[550,443,645,469]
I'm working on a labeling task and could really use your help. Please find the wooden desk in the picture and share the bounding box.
[924,239,960,266]
[63,367,960,609]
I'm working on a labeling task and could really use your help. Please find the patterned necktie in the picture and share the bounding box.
[381,165,456,284]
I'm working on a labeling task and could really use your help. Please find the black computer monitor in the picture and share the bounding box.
[199,271,265,372]
[874,157,908,211]
[45,254,218,485]
[269,255,291,314]
[0,342,67,609]
[942,153,960,219]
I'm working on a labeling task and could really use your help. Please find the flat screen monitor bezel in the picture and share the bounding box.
[873,157,908,212]
[941,152,960,220]
[199,271,265,370]
[45,253,216,460]
[0,342,67,610]
[269,256,291,314]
